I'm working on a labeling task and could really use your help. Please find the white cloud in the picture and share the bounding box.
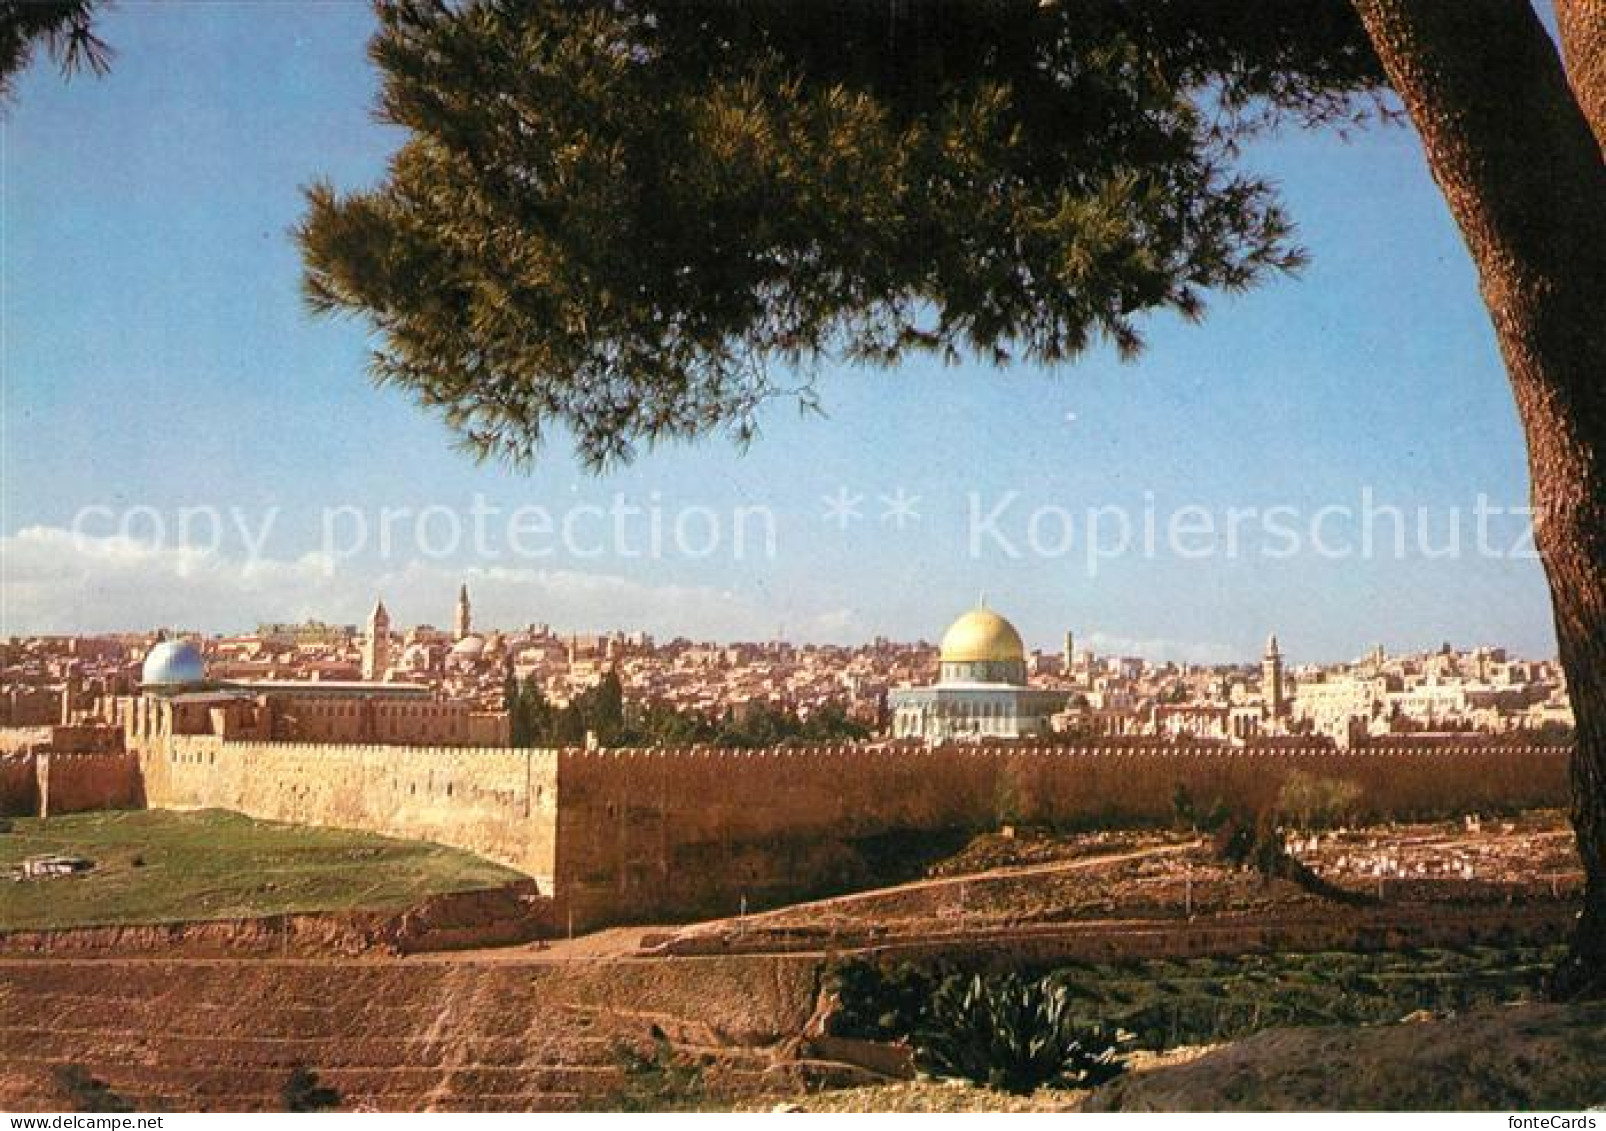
[0,525,860,642]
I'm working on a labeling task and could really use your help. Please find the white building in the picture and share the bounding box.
[889,606,1067,741]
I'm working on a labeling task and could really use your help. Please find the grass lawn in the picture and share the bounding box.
[0,808,525,930]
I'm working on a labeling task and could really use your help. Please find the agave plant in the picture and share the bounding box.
[914,973,1128,1094]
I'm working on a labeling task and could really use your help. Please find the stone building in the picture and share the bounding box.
[361,599,392,681]
[124,635,507,747]
[1262,632,1286,718]
[888,606,1067,741]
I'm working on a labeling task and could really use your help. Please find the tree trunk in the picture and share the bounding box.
[1350,0,1606,998]
[1556,0,1606,155]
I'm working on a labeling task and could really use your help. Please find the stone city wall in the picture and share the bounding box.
[139,735,558,886]
[0,688,58,727]
[36,752,144,817]
[103,735,1576,929]
[0,725,118,758]
[0,754,39,817]
[550,743,1572,926]
[0,744,141,819]
[0,728,53,757]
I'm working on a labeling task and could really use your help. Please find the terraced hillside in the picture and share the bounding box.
[0,955,823,1111]
[0,815,1586,1111]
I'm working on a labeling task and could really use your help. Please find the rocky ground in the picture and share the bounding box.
[656,812,1582,959]
[760,1003,1606,1112]
[0,809,1594,1112]
[1085,1001,1606,1111]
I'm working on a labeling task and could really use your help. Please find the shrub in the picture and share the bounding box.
[608,1028,706,1112]
[1172,784,1232,833]
[281,1066,340,1113]
[914,974,1127,1094]
[1275,771,1363,830]
[825,958,944,1040]
[54,1065,134,1113]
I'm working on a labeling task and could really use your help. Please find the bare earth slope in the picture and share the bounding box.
[0,815,1592,1112]
[1084,1002,1606,1111]
[0,954,821,1111]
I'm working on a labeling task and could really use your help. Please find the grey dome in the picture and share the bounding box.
[141,639,206,686]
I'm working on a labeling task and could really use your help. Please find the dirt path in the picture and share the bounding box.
[0,839,1199,967]
[669,838,1205,938]
[0,832,1574,969]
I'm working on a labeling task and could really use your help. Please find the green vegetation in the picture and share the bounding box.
[53,1066,134,1114]
[831,945,1566,1054]
[505,669,868,749]
[297,2,1389,469]
[915,974,1127,1094]
[1170,782,1373,906]
[1274,771,1364,830]
[281,1067,341,1113]
[1211,811,1373,907]
[604,1028,710,1112]
[0,809,522,930]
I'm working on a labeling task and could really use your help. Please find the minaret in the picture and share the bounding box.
[1262,632,1285,718]
[454,583,472,640]
[60,669,80,726]
[363,598,391,681]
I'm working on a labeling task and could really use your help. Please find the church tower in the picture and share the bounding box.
[1262,632,1285,718]
[363,598,391,681]
[1063,630,1075,676]
[454,583,472,640]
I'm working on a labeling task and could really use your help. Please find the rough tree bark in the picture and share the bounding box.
[1350,0,1606,998]
[1556,0,1606,154]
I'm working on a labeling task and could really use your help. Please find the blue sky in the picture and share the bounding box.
[0,3,1556,662]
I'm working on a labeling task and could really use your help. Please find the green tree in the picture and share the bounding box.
[298,1,1606,996]
[716,703,795,748]
[800,701,871,743]
[1274,770,1363,830]
[0,1,110,103]
[624,701,718,747]
[550,700,587,746]
[588,667,626,745]
[299,0,1385,467]
[514,674,553,746]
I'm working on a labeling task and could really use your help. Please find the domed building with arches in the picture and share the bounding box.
[122,627,508,748]
[888,606,1067,741]
[141,637,209,689]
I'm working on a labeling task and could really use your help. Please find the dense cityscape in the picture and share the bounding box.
[1,582,1575,750]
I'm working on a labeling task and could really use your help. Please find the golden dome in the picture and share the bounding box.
[939,606,1026,664]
